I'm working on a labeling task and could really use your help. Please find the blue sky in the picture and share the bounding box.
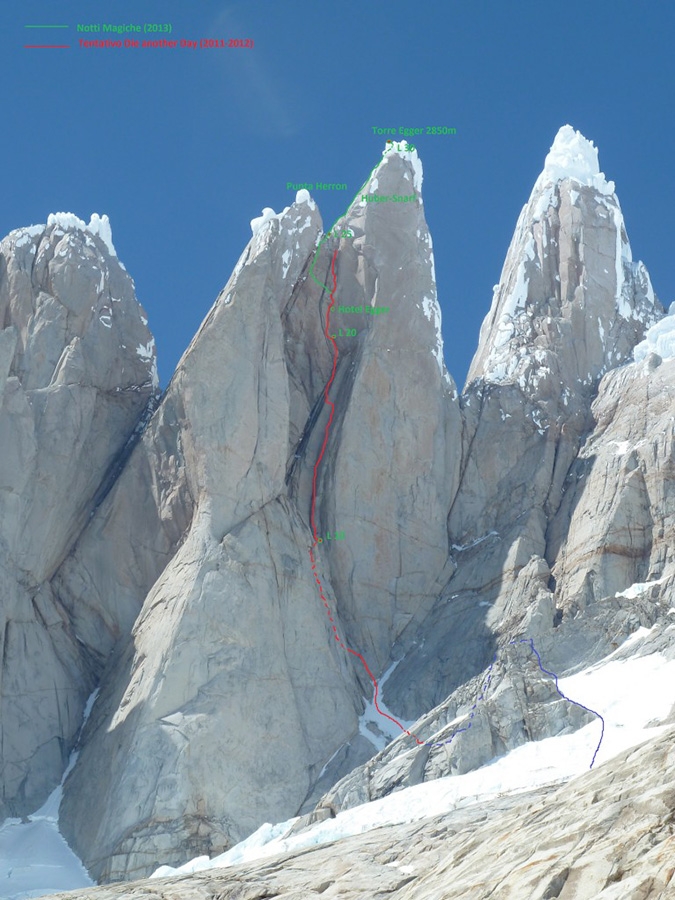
[1,0,674,387]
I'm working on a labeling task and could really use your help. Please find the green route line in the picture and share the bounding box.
[24,25,70,28]
[303,149,606,764]
[308,146,393,293]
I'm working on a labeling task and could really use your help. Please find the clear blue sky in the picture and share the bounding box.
[1,0,673,388]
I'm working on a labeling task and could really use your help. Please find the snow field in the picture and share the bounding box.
[152,636,675,879]
[634,302,675,362]
[0,816,93,900]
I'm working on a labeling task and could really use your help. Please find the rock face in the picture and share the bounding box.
[0,213,157,819]
[454,123,660,567]
[376,128,660,733]
[53,148,462,881]
[311,125,671,815]
[550,353,675,611]
[303,152,460,677]
[2,125,673,890]
[467,124,660,391]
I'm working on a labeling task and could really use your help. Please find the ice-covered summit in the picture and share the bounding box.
[45,211,117,256]
[249,191,317,237]
[381,139,424,193]
[6,212,118,258]
[467,124,660,393]
[534,125,614,195]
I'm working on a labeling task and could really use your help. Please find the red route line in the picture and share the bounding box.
[308,248,340,544]
[307,248,424,746]
[24,45,70,48]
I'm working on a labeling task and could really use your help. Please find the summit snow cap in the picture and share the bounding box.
[249,190,316,237]
[46,212,117,257]
[358,140,424,197]
[534,125,614,196]
[466,124,661,391]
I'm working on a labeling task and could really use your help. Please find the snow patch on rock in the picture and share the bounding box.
[379,141,424,194]
[359,660,413,752]
[6,224,44,250]
[421,294,452,385]
[634,302,675,362]
[281,249,292,280]
[615,579,665,600]
[606,199,633,319]
[497,234,536,343]
[250,207,279,237]
[136,337,159,388]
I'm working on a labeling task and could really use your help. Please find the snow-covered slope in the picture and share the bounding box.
[0,693,100,899]
[152,626,675,877]
[0,793,93,900]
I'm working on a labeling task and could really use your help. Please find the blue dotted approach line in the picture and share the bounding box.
[511,637,606,769]
[421,656,497,750]
[421,637,605,769]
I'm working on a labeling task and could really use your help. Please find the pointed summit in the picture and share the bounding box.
[534,124,613,195]
[466,125,661,396]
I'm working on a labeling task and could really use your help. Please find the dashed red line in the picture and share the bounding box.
[307,247,423,745]
[309,250,340,545]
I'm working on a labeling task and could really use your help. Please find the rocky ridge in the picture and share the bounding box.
[51,143,462,881]
[0,126,672,891]
[0,212,157,819]
[317,125,670,814]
